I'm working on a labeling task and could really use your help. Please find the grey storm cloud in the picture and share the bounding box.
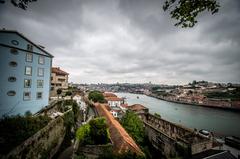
[0,0,239,84]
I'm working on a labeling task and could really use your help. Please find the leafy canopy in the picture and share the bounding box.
[163,0,220,28]
[76,117,110,145]
[121,110,145,144]
[88,91,105,103]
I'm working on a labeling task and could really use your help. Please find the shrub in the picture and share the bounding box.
[76,117,110,145]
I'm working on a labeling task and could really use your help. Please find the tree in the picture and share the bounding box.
[163,0,220,28]
[88,91,105,103]
[121,110,144,144]
[57,88,62,99]
[89,117,110,144]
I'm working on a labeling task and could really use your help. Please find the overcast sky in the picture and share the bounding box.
[0,0,239,84]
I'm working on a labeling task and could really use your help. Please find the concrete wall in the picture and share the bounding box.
[0,31,52,117]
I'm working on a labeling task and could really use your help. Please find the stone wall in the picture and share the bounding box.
[74,139,113,159]
[144,122,176,156]
[142,113,214,157]
[2,110,73,159]
[191,140,213,155]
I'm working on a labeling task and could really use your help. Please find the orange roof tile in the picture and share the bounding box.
[94,103,144,156]
[106,97,123,101]
[103,92,117,98]
[128,104,148,111]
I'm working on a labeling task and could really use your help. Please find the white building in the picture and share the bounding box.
[106,97,123,108]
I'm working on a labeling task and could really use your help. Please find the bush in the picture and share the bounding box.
[76,117,110,145]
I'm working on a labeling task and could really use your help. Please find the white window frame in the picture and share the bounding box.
[25,66,32,76]
[37,80,44,88]
[38,68,44,77]
[38,56,45,64]
[26,53,33,62]
[24,79,31,88]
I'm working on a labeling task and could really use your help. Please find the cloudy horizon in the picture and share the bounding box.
[0,0,240,85]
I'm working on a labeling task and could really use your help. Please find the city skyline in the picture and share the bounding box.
[1,0,240,84]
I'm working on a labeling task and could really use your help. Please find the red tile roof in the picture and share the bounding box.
[128,104,148,111]
[103,92,117,98]
[106,97,123,101]
[52,67,69,75]
[94,103,144,156]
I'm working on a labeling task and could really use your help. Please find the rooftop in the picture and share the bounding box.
[128,104,148,111]
[94,103,144,155]
[52,67,69,76]
[106,97,123,101]
[103,92,117,98]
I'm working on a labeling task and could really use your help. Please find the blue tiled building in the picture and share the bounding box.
[0,30,53,117]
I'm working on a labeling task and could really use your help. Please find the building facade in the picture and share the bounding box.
[50,67,69,96]
[0,30,53,117]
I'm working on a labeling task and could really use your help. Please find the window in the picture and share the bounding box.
[26,53,33,62]
[27,44,33,51]
[38,56,45,64]
[36,92,43,99]
[24,79,31,88]
[37,80,44,88]
[10,48,18,55]
[9,61,17,67]
[38,68,44,76]
[25,66,32,76]
[11,40,19,45]
[8,76,16,82]
[23,92,31,100]
[7,91,16,96]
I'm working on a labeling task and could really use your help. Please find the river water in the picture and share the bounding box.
[116,93,240,137]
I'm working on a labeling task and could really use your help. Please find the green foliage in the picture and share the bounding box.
[24,110,32,117]
[154,113,161,118]
[163,0,220,28]
[63,110,75,127]
[76,117,110,145]
[65,91,72,96]
[204,91,240,100]
[0,114,51,154]
[72,101,80,122]
[121,110,144,144]
[88,91,105,103]
[76,124,91,144]
[89,117,110,144]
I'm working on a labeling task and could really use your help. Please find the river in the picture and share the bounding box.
[116,92,240,137]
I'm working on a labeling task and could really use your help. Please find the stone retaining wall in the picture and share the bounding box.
[1,109,73,159]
